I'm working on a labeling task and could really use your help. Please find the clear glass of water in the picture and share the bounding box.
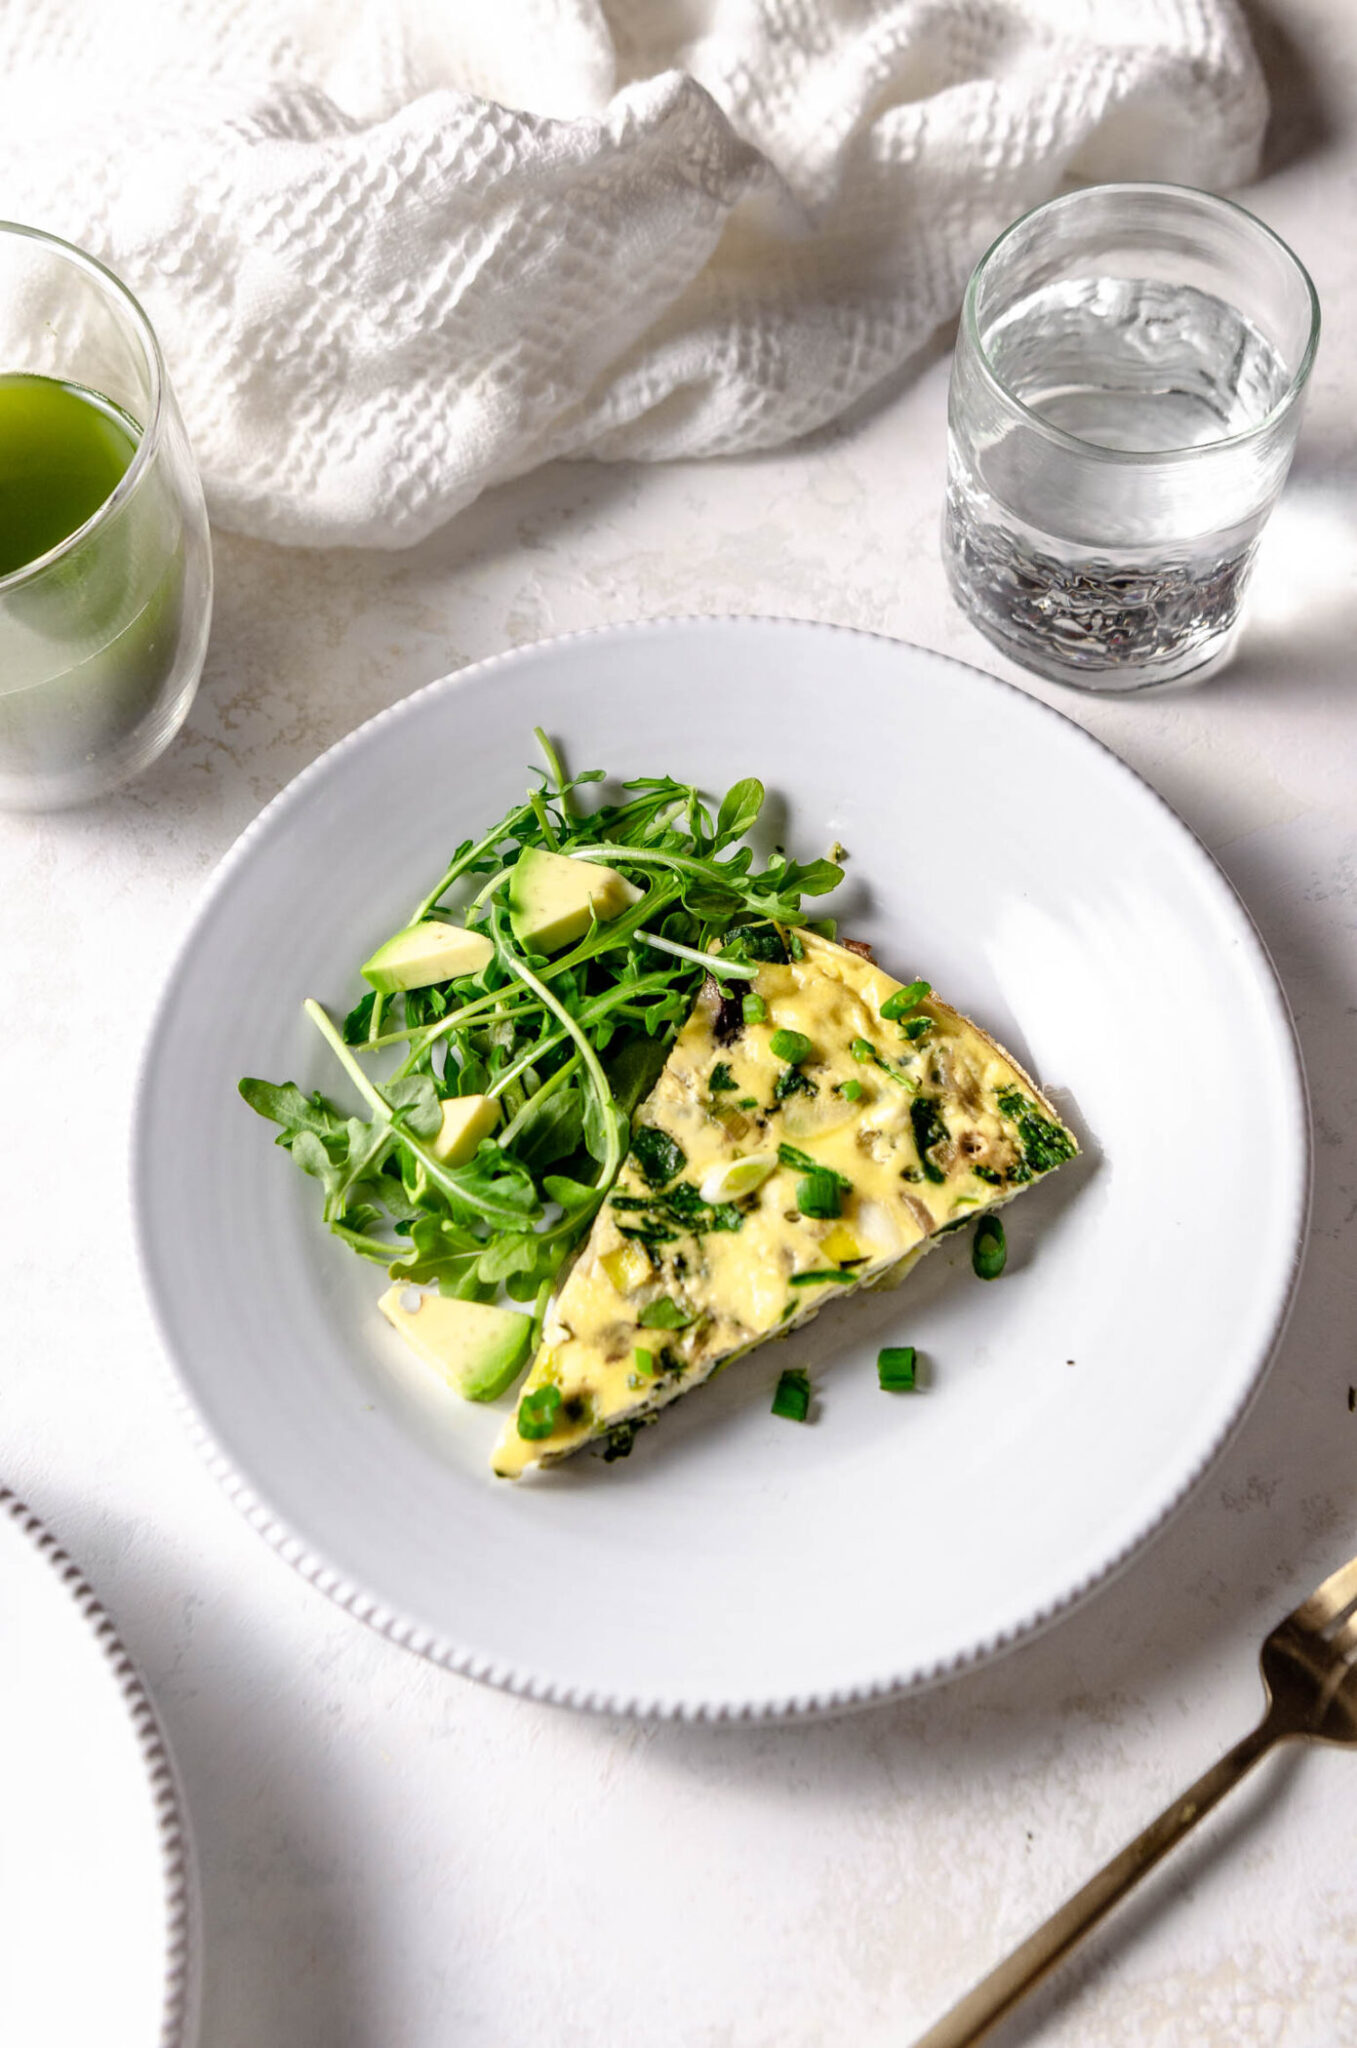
[0,222,212,809]
[942,184,1319,692]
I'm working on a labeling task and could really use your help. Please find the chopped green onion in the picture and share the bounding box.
[737,1096,758,1109]
[796,1170,843,1220]
[901,1017,931,1041]
[771,1368,811,1422]
[638,1296,691,1330]
[972,1214,1007,1280]
[881,979,931,1021]
[851,1035,875,1062]
[777,1142,851,1190]
[742,993,767,1025]
[839,1078,863,1102]
[708,1061,737,1092]
[699,1153,776,1202]
[788,1268,852,1286]
[517,1384,563,1441]
[878,1345,917,1391]
[633,1347,656,1375]
[769,1027,813,1064]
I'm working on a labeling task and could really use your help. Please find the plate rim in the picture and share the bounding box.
[0,1487,199,2044]
[132,615,1312,1720]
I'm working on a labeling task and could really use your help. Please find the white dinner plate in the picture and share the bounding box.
[134,620,1307,1717]
[0,1491,196,2046]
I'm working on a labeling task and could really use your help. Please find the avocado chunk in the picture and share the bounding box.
[361,921,494,994]
[430,1093,499,1165]
[508,845,643,954]
[378,1287,532,1401]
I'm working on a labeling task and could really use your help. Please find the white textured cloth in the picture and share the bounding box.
[0,1,1267,548]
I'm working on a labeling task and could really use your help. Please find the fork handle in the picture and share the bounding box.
[911,1714,1280,2048]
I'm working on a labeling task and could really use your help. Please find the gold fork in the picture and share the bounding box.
[913,1550,1357,2048]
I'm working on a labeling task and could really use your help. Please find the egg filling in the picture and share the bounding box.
[493,932,1077,1475]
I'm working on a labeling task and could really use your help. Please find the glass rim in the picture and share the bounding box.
[0,219,166,595]
[960,181,1322,467]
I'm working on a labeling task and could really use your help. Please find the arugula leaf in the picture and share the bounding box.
[339,1202,384,1237]
[342,991,377,1045]
[382,1074,443,1139]
[583,1084,628,1166]
[773,856,843,900]
[604,1036,675,1121]
[436,1142,542,1230]
[287,1129,347,1200]
[477,1230,549,1285]
[242,737,851,1347]
[512,1085,586,1171]
[542,1172,602,1215]
[386,1213,484,1289]
[330,1115,396,1219]
[239,1078,346,1148]
[330,1220,403,1264]
[714,777,764,850]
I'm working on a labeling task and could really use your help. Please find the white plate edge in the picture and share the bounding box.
[130,614,1313,1721]
[0,1488,201,2044]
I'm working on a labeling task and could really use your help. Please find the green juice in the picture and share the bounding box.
[0,371,192,796]
[0,373,138,575]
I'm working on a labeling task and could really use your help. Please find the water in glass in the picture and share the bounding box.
[946,275,1292,685]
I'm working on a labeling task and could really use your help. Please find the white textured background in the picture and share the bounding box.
[0,0,1267,544]
[3,2,1356,2042]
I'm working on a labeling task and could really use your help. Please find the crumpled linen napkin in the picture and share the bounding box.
[0,1,1267,548]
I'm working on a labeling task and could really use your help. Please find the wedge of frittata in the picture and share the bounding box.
[492,931,1076,1476]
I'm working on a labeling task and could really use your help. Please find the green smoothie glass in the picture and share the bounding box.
[0,222,212,808]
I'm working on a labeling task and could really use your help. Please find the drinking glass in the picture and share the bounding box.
[0,222,212,808]
[942,184,1319,691]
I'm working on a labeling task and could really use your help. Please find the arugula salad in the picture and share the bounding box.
[240,733,843,1367]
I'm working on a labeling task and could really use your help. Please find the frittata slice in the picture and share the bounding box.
[492,932,1077,1476]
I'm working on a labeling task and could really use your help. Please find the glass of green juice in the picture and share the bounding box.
[0,221,212,808]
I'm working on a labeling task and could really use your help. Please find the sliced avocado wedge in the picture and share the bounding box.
[378,1287,532,1401]
[508,845,643,954]
[430,1094,499,1165]
[361,921,494,994]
